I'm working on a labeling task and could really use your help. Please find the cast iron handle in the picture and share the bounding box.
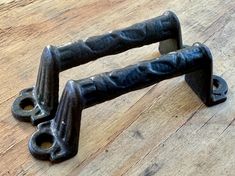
[28,43,228,162]
[12,11,183,125]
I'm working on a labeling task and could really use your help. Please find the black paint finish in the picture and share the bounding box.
[12,11,183,125]
[28,43,228,162]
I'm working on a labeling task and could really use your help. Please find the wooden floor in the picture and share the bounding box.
[0,0,234,175]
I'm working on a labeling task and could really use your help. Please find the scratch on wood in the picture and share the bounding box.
[197,114,216,131]
[221,117,235,134]
[175,104,203,133]
[0,93,18,106]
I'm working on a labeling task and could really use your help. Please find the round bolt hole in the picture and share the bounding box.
[35,133,54,150]
[213,79,220,91]
[19,98,35,111]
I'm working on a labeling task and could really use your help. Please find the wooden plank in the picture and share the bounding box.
[0,0,234,175]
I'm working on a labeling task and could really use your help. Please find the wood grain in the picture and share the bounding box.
[0,0,234,175]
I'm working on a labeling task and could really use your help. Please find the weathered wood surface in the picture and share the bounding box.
[0,0,234,175]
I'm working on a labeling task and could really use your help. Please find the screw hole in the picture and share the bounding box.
[20,98,35,111]
[35,133,54,150]
[213,79,220,91]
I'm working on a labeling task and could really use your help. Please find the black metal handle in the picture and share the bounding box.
[55,11,182,71]
[28,43,228,162]
[12,11,183,125]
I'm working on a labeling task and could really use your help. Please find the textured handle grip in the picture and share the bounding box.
[77,44,208,108]
[56,11,181,71]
